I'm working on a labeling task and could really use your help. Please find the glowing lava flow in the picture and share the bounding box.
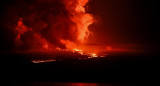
[32,60,56,63]
[72,48,98,58]
[31,48,99,64]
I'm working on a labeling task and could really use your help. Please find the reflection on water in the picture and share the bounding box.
[15,82,126,86]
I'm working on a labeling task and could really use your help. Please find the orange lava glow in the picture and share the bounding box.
[72,48,98,58]
[32,59,56,63]
[70,83,98,86]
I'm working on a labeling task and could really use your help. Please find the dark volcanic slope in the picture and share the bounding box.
[2,53,159,84]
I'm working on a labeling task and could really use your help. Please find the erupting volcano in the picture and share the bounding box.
[15,0,93,50]
[1,0,157,84]
[12,0,99,62]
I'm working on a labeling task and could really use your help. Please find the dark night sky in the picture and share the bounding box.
[89,0,158,47]
[0,0,159,53]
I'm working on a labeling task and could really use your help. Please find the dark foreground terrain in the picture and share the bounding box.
[1,52,159,86]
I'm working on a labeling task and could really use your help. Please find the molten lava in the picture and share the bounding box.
[72,48,98,58]
[32,59,56,63]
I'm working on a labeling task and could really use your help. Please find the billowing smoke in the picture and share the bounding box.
[1,0,93,51]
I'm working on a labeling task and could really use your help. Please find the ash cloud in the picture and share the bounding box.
[0,0,91,51]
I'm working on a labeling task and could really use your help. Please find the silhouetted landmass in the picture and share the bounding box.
[1,52,159,85]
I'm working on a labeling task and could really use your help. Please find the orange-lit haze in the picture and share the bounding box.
[14,0,99,60]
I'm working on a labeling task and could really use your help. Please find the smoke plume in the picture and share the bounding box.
[1,0,93,51]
